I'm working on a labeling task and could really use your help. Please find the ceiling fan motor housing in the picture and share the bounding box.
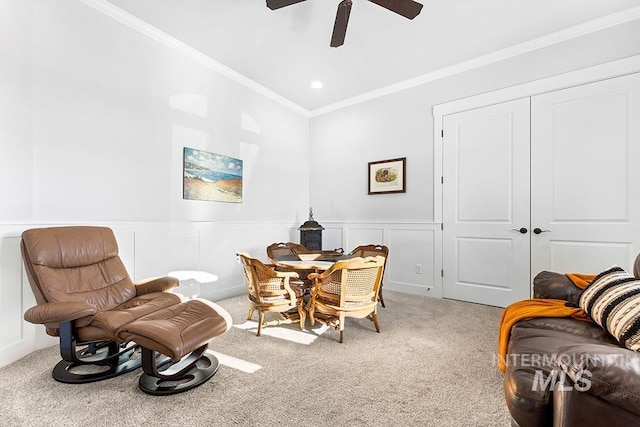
[266,0,424,47]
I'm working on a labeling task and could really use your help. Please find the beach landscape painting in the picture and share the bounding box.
[183,147,243,203]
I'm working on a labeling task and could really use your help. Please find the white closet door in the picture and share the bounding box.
[442,98,531,307]
[531,73,640,276]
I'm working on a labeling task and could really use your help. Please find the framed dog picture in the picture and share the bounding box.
[368,157,406,195]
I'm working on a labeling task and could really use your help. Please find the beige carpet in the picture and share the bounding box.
[0,291,511,426]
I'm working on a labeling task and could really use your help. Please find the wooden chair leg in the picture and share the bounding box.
[371,313,380,333]
[247,307,255,320]
[257,311,264,336]
[379,288,386,308]
[297,302,306,330]
[308,304,315,326]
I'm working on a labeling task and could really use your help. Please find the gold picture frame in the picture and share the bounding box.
[368,157,406,195]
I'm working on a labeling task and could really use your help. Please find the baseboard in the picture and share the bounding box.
[386,282,440,299]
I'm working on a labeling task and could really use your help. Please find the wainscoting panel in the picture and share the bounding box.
[0,236,23,346]
[322,222,442,299]
[0,227,57,368]
[345,227,385,250]
[112,230,136,278]
[238,225,298,259]
[199,223,251,300]
[323,227,344,251]
[133,225,201,280]
[388,226,439,297]
[0,221,299,368]
[209,223,300,300]
[0,220,441,368]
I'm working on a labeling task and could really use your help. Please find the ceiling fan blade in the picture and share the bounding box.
[266,0,307,10]
[368,0,423,19]
[330,0,352,48]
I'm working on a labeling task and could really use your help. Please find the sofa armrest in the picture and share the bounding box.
[533,271,582,306]
[24,301,97,325]
[134,276,179,295]
[553,381,640,427]
[556,343,640,417]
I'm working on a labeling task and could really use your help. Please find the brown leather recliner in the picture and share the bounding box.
[21,226,232,395]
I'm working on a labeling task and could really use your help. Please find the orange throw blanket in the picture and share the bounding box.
[566,273,596,290]
[497,274,595,372]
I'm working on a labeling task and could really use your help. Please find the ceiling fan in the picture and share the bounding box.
[266,0,424,47]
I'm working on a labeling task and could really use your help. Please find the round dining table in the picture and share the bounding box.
[272,258,336,272]
[271,252,350,296]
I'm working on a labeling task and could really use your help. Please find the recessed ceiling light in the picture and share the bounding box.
[310,81,323,89]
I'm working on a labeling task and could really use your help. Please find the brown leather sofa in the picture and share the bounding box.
[503,262,640,426]
[21,226,232,395]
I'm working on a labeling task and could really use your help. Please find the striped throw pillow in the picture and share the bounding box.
[579,266,640,351]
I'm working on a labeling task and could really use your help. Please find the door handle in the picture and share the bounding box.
[512,227,528,234]
[533,228,551,235]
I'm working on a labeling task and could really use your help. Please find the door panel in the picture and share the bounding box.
[548,241,631,273]
[457,237,513,289]
[443,98,531,307]
[531,73,640,275]
[456,116,514,222]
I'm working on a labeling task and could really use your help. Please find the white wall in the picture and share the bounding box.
[310,20,640,223]
[0,0,311,253]
[0,1,35,223]
[2,0,640,368]
[309,19,640,297]
[0,0,310,366]
[28,0,310,224]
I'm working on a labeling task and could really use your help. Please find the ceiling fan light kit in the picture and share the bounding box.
[266,0,424,47]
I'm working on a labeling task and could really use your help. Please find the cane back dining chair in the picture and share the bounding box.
[266,242,308,261]
[348,244,389,307]
[237,252,306,336]
[307,255,385,343]
[266,241,315,289]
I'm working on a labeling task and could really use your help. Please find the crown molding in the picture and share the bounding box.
[77,0,310,118]
[309,5,640,117]
[76,1,640,119]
